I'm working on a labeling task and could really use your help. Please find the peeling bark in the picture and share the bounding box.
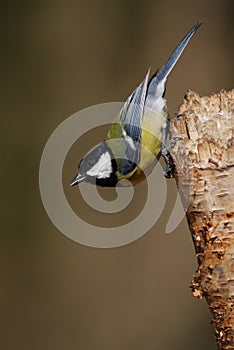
[170,90,234,349]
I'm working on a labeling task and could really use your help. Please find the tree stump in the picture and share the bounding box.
[170,89,234,349]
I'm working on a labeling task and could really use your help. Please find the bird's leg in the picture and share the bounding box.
[161,120,176,178]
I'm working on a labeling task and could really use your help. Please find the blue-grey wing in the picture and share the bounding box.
[120,69,149,142]
[118,70,150,174]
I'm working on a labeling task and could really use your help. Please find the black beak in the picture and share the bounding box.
[70,173,86,186]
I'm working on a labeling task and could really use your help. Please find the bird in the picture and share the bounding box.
[71,21,202,187]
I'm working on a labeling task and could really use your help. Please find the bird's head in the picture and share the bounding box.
[70,141,118,187]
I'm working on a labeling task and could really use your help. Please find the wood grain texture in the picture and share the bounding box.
[170,90,234,349]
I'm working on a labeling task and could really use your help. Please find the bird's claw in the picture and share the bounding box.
[162,147,175,178]
[162,136,183,177]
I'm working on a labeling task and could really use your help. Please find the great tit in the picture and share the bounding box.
[71,21,201,187]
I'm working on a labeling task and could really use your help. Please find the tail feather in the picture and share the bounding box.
[147,21,202,99]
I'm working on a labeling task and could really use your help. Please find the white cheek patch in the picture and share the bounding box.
[86,151,112,179]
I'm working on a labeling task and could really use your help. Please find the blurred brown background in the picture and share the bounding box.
[1,0,233,349]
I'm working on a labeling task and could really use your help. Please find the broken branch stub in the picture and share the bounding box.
[170,90,234,350]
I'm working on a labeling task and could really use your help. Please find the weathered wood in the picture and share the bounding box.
[170,90,234,349]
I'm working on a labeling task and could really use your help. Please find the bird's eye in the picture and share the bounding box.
[87,159,95,166]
